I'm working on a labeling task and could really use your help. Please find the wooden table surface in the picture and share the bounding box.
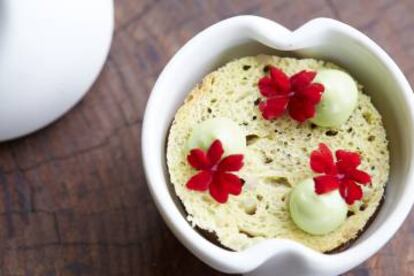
[1,0,413,275]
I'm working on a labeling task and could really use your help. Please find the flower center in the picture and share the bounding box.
[337,174,345,180]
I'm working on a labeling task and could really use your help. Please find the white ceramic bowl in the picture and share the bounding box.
[142,16,414,275]
[0,0,113,141]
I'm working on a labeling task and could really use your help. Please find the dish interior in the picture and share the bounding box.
[160,39,411,252]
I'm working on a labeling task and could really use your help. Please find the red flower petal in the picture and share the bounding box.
[207,139,224,165]
[348,169,371,185]
[217,154,244,172]
[187,149,211,170]
[186,171,213,191]
[297,83,324,105]
[310,143,337,175]
[259,96,289,120]
[314,175,340,194]
[302,101,317,119]
[336,150,361,174]
[288,96,316,122]
[209,177,229,203]
[290,70,316,91]
[339,179,363,205]
[258,76,276,97]
[219,172,243,195]
[270,67,290,94]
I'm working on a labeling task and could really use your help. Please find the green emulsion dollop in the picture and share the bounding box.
[186,117,246,156]
[289,178,347,235]
[311,69,358,127]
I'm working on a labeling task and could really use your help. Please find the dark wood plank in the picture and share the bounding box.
[0,0,413,275]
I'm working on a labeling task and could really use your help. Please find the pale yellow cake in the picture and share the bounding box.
[166,55,389,252]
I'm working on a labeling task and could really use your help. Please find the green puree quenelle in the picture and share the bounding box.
[186,117,246,155]
[311,69,359,128]
[289,178,348,235]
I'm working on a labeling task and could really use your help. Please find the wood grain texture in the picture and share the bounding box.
[0,0,413,275]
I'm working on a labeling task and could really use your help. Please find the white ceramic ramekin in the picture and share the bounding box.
[142,16,414,276]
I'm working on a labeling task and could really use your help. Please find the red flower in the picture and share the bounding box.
[310,143,371,204]
[258,66,324,122]
[186,139,244,203]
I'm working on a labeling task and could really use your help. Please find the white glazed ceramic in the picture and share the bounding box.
[0,0,114,142]
[142,16,414,276]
